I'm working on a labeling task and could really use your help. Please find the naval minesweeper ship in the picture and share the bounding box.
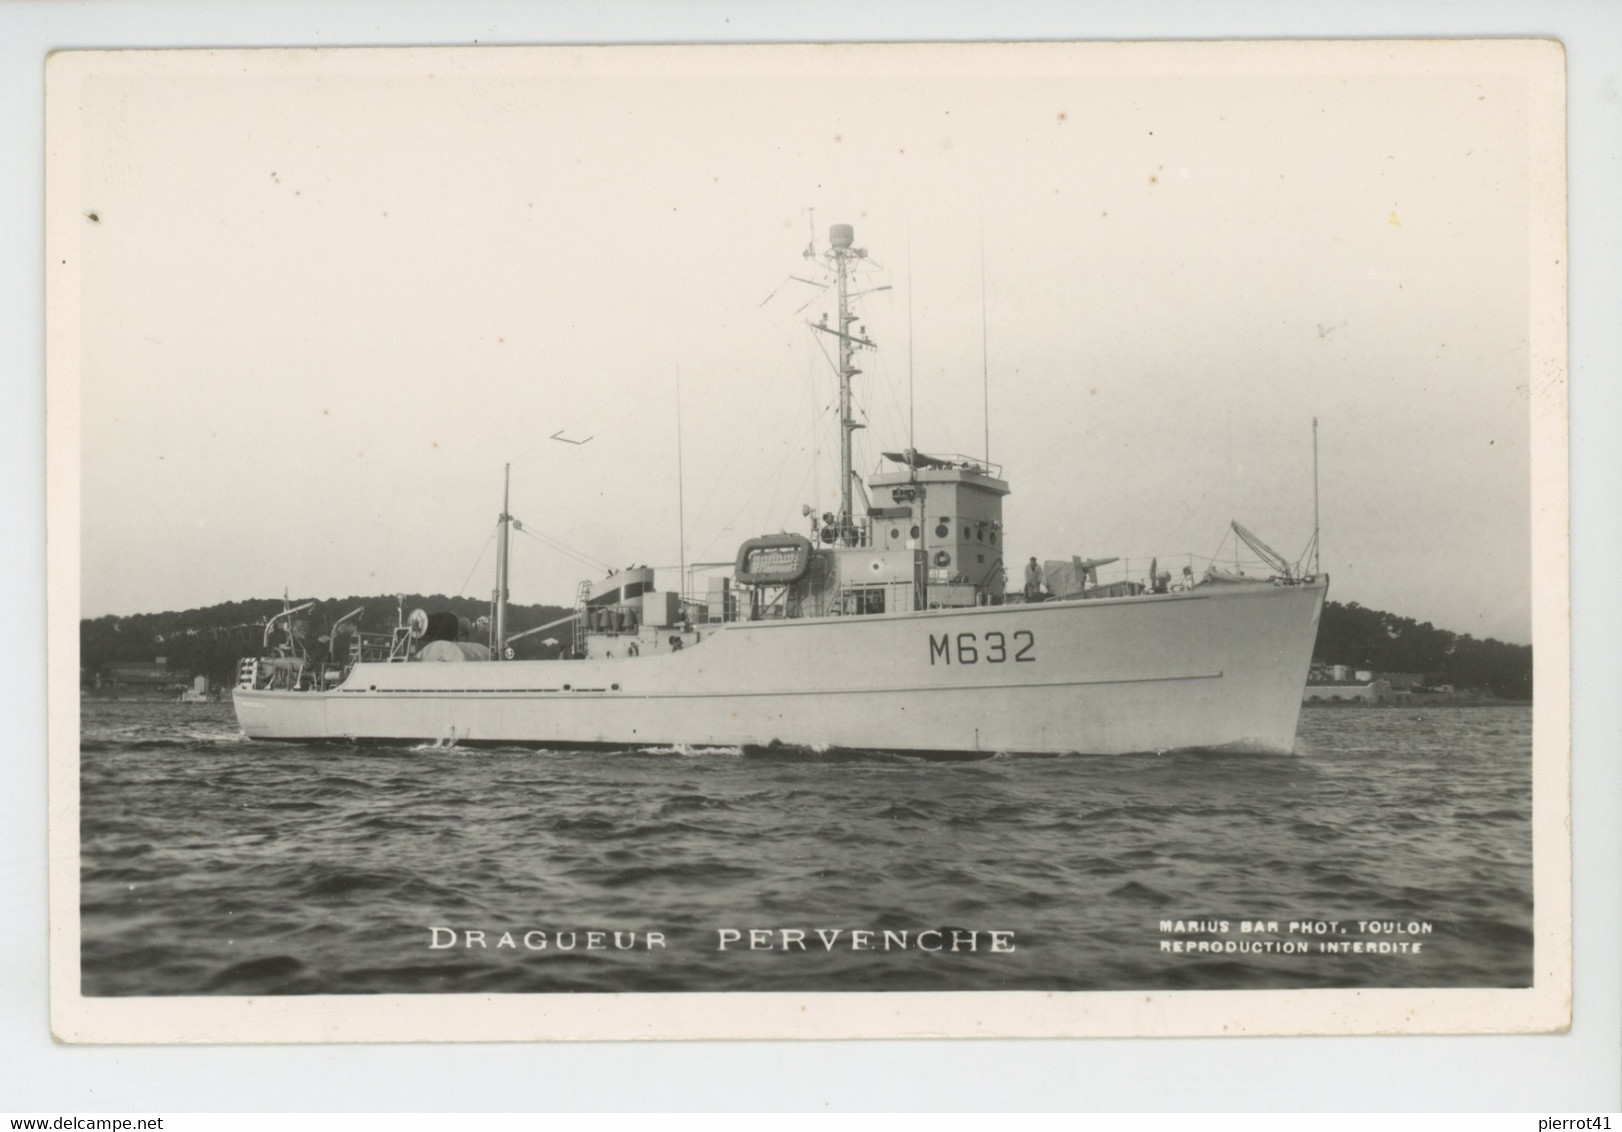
[234,223,1327,756]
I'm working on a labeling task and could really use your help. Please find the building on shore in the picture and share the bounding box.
[1303,678,1392,705]
[89,656,189,697]
[1302,668,1497,706]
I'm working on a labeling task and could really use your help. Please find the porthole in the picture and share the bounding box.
[934,550,952,567]
[935,522,949,539]
[890,527,901,540]
[963,526,971,540]
[976,528,984,541]
[910,525,920,539]
[989,532,997,545]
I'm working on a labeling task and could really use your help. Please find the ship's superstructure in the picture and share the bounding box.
[234,223,1327,756]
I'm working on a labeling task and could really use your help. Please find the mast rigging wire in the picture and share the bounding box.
[684,338,799,537]
[454,522,499,596]
[792,280,834,315]
[980,216,991,465]
[675,365,687,596]
[695,436,804,562]
[511,521,610,573]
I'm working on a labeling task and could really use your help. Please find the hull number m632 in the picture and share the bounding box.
[928,630,1035,665]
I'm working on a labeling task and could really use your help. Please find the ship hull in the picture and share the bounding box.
[234,578,1326,756]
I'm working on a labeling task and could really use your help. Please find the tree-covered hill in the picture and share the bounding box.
[81,594,573,687]
[1313,600,1531,700]
[81,593,1534,702]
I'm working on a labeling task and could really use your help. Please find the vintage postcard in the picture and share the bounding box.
[46,40,1569,1042]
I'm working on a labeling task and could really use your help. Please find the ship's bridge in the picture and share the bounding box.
[868,449,1009,609]
[724,450,1010,620]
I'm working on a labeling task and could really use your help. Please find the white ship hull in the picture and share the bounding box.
[234,577,1326,756]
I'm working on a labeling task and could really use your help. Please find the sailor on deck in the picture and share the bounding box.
[1024,557,1044,600]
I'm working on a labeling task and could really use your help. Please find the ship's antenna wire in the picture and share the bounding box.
[980,216,990,466]
[494,463,511,657]
[908,218,915,455]
[810,325,820,515]
[1312,416,1321,575]
[676,365,687,602]
[511,522,608,573]
[455,521,500,596]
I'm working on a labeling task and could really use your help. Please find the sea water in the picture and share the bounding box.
[78,701,1533,995]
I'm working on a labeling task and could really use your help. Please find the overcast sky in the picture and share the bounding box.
[62,43,1549,643]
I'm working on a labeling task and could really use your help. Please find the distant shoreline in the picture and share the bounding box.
[1302,699,1531,709]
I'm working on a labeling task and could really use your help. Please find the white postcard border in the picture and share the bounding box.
[45,38,1572,1045]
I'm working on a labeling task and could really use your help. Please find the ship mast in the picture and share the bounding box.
[805,223,886,545]
[816,224,883,545]
[494,463,510,659]
[831,224,861,541]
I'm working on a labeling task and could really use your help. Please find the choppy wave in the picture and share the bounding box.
[78,700,1534,996]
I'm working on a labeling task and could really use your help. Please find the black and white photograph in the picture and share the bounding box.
[46,39,1569,1042]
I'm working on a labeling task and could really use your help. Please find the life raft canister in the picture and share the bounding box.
[734,533,814,585]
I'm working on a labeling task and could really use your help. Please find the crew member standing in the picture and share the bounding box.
[1024,556,1044,601]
